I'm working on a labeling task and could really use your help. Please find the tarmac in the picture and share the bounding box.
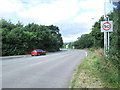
[0,55,31,60]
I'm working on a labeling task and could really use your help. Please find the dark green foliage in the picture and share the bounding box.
[1,19,63,56]
[74,34,94,49]
[109,2,120,63]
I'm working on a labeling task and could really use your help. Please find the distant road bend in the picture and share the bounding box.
[2,49,87,88]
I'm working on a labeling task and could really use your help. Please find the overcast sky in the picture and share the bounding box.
[0,0,113,43]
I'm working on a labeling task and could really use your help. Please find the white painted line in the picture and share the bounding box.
[85,52,88,56]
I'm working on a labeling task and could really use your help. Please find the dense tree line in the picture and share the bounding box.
[110,1,120,62]
[74,1,120,62]
[1,19,63,56]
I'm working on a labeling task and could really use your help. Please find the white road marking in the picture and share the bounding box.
[85,52,88,56]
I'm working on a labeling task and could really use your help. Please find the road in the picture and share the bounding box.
[2,49,87,88]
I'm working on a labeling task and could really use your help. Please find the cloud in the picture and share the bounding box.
[0,0,25,20]
[18,0,79,24]
[58,21,91,42]
[78,0,104,10]
[74,11,104,29]
[62,32,90,43]
[0,0,113,42]
[0,0,24,13]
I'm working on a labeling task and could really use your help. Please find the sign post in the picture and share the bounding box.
[101,20,113,56]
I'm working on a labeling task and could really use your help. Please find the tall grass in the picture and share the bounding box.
[70,48,119,88]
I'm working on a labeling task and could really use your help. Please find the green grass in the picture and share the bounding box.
[70,48,119,88]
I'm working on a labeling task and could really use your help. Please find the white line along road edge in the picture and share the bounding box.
[85,52,88,57]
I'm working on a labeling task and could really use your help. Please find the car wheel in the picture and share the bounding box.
[37,53,41,56]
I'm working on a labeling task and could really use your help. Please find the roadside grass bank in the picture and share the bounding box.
[70,48,119,88]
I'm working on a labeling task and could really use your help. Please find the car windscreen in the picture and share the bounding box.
[37,50,43,52]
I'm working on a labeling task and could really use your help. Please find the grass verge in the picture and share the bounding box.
[70,48,119,88]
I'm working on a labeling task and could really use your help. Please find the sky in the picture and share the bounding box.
[0,0,113,43]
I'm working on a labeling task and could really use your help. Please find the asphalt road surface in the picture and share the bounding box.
[2,49,87,88]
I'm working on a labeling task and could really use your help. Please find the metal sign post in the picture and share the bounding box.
[101,18,113,56]
[108,32,110,51]
[104,32,107,56]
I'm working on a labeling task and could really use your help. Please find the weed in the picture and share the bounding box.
[70,48,119,89]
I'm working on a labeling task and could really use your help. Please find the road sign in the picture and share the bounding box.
[101,21,113,32]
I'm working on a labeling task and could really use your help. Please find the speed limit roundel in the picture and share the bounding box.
[101,21,113,32]
[102,22,111,31]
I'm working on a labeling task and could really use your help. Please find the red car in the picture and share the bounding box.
[31,49,46,56]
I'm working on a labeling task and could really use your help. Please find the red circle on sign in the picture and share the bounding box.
[102,22,111,31]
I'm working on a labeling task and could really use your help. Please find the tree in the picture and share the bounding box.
[109,1,120,62]
[74,34,93,49]
[1,19,63,56]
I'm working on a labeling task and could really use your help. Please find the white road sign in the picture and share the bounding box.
[101,21,113,32]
